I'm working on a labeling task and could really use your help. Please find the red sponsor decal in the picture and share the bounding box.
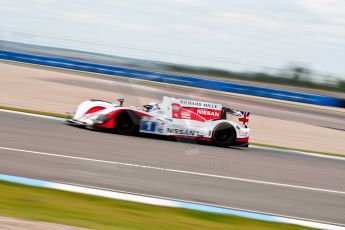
[171,103,221,121]
[171,103,181,118]
[196,109,220,118]
[176,107,221,121]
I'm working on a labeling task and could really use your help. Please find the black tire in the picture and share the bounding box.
[212,123,236,147]
[115,110,139,135]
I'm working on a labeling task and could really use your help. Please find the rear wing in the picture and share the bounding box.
[222,107,251,128]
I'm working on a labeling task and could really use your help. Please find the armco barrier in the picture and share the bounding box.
[1,50,344,107]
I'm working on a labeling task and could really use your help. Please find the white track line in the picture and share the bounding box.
[1,146,344,195]
[63,181,345,228]
[251,145,345,161]
[0,109,64,121]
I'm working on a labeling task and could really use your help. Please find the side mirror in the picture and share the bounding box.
[117,98,124,106]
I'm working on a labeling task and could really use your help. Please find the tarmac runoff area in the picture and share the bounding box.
[1,61,345,155]
[0,111,345,226]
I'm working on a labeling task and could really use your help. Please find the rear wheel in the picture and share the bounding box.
[212,123,236,147]
[115,111,139,135]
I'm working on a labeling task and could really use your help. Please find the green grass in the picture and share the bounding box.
[0,181,312,230]
[0,105,69,119]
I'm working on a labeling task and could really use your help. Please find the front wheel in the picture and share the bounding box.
[115,110,139,135]
[212,123,236,147]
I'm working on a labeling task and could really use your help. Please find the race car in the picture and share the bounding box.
[66,96,250,147]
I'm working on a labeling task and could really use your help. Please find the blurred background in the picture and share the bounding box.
[1,0,345,96]
[1,1,345,229]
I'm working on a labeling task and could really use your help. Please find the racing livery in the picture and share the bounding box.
[66,96,250,147]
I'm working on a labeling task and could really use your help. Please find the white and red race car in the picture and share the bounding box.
[66,96,250,147]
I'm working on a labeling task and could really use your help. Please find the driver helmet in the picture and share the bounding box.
[148,102,160,111]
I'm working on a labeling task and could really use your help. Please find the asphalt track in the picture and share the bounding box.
[1,111,344,226]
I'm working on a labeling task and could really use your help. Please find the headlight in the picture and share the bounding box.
[95,114,108,123]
